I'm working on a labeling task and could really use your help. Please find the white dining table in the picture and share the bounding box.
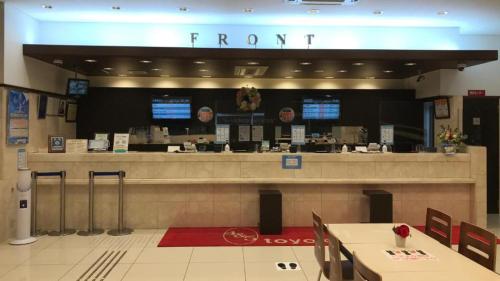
[326,223,500,281]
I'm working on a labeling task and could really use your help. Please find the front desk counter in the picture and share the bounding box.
[28,147,486,231]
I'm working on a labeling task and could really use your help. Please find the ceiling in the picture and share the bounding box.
[23,45,498,79]
[7,0,500,34]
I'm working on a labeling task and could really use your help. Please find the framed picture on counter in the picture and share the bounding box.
[434,97,450,119]
[48,136,65,153]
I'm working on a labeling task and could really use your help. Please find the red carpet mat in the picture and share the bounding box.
[158,227,315,247]
[158,226,500,247]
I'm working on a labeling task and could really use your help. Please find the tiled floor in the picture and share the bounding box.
[0,217,499,281]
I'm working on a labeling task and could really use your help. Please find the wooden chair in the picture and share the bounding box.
[326,231,354,281]
[312,212,353,281]
[458,221,497,271]
[425,208,452,247]
[353,252,382,281]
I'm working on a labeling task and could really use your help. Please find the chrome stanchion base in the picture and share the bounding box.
[107,228,133,236]
[77,229,105,236]
[31,230,48,237]
[48,229,77,236]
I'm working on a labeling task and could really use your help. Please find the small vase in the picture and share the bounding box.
[443,144,456,155]
[395,235,407,248]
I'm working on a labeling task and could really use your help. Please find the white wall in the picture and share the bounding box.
[3,4,79,95]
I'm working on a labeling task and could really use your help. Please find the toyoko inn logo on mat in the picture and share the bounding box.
[223,228,259,245]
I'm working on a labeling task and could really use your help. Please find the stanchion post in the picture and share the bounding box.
[30,172,47,237]
[49,171,76,236]
[108,170,132,236]
[77,171,104,236]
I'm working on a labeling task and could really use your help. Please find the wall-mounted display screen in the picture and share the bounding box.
[152,97,191,119]
[302,98,340,120]
[67,79,90,96]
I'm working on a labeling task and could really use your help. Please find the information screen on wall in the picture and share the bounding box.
[7,90,29,145]
[302,98,340,120]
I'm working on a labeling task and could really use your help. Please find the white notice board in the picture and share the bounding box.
[291,125,306,145]
[380,125,394,145]
[216,124,230,144]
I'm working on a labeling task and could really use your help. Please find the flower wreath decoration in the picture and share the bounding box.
[236,87,262,112]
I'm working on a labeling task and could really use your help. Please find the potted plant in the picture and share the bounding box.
[437,125,466,154]
[393,224,411,248]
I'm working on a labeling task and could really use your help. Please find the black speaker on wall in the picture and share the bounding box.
[259,190,282,235]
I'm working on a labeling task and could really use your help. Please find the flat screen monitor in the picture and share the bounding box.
[67,79,90,96]
[302,98,340,120]
[152,97,191,120]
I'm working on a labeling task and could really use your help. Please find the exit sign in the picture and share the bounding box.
[468,90,486,96]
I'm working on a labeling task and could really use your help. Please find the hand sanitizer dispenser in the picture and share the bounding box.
[10,168,37,245]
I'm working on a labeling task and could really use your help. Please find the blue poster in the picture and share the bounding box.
[7,90,29,145]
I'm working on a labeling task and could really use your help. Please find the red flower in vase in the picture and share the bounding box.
[393,224,411,238]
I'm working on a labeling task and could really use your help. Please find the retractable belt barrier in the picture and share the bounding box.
[77,171,133,236]
[31,171,76,237]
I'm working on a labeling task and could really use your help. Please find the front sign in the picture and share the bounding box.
[190,32,315,48]
[468,90,486,96]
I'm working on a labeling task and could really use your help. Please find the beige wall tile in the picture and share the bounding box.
[158,202,187,228]
[294,201,321,227]
[213,202,241,226]
[185,202,214,227]
[213,184,241,202]
[240,201,259,227]
[213,162,241,178]
[187,185,214,202]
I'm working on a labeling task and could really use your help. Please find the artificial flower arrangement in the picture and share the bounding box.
[437,125,466,146]
[393,224,411,248]
[236,87,262,112]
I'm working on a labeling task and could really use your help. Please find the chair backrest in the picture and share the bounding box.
[425,208,452,247]
[326,231,343,281]
[458,221,497,271]
[353,253,382,281]
[312,211,326,269]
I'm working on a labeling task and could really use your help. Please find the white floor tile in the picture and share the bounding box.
[79,247,142,264]
[24,248,92,265]
[0,265,17,278]
[300,261,330,281]
[292,246,316,262]
[135,247,193,264]
[244,246,297,262]
[184,262,245,281]
[122,263,188,281]
[0,248,37,265]
[245,261,308,281]
[0,265,72,281]
[191,247,243,263]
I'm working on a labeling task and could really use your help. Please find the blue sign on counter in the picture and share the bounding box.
[282,155,302,169]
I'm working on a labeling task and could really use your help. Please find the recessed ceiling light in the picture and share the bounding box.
[112,6,120,10]
[201,75,212,78]
[118,74,127,77]
[437,11,448,16]
[160,74,170,77]
[194,61,206,64]
[199,69,208,72]
[404,62,417,66]
[139,60,152,64]
[293,69,302,73]
[284,76,294,79]
[383,70,394,73]
[366,76,376,79]
[243,8,254,13]
[52,59,63,65]
[103,67,113,71]
[324,76,335,79]
[353,62,365,66]
[247,61,259,65]
[338,70,347,73]
[314,70,325,73]
[300,62,312,65]
[42,4,52,9]
[151,68,162,71]
[179,7,190,12]
[244,75,254,79]
[85,59,97,63]
[373,10,384,15]
[308,9,320,14]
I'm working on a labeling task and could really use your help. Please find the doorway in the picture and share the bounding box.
[463,97,499,213]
